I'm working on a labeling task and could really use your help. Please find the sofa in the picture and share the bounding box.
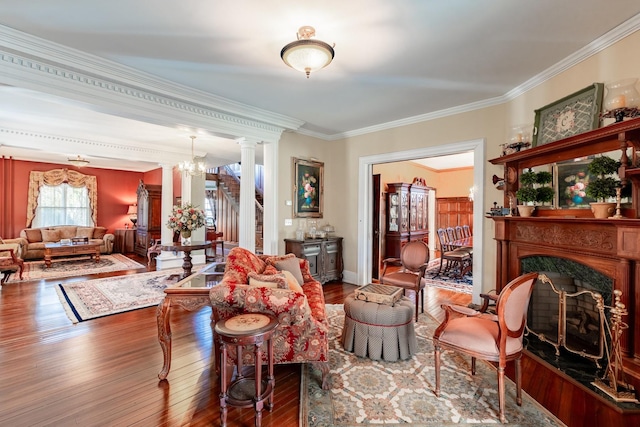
[14,225,114,260]
[210,247,330,389]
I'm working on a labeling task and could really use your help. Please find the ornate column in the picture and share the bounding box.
[156,164,180,270]
[238,138,257,252]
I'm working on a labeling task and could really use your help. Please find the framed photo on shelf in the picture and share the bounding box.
[533,83,604,147]
[293,157,324,218]
[554,160,596,209]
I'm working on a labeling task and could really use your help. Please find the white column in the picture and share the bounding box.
[156,163,181,270]
[160,164,174,245]
[238,138,257,252]
[262,138,278,255]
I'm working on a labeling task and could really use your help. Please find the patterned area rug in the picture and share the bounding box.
[300,304,564,427]
[55,268,184,323]
[7,254,145,283]
[424,258,473,294]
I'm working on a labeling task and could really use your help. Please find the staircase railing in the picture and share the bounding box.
[215,165,264,250]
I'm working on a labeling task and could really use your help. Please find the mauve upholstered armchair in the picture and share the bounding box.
[380,240,430,322]
[433,272,538,423]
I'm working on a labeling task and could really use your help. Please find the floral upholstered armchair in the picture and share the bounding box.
[210,247,330,389]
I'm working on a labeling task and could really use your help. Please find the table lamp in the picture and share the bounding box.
[127,204,138,228]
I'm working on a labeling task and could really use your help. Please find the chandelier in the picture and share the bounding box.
[281,26,335,78]
[179,135,207,176]
[68,155,90,167]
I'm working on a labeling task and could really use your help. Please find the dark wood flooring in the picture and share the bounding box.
[0,254,470,426]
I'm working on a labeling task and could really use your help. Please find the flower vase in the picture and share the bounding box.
[181,230,192,245]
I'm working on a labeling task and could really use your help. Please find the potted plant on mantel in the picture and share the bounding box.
[585,155,621,219]
[515,169,554,217]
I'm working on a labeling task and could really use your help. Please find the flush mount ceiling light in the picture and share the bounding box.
[179,135,207,176]
[281,26,335,78]
[68,155,90,167]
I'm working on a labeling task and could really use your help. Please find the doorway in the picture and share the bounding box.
[357,138,485,304]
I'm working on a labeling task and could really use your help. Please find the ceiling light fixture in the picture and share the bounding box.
[179,135,207,176]
[68,155,90,167]
[281,26,335,78]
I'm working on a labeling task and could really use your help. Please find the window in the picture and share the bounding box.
[32,183,93,227]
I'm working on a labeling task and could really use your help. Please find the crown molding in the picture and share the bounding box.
[315,13,640,141]
[0,126,183,166]
[0,24,302,142]
[505,12,640,99]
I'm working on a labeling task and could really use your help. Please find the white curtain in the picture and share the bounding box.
[26,169,97,228]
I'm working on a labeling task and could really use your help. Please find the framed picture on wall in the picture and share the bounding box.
[532,83,604,147]
[293,157,324,218]
[554,160,596,208]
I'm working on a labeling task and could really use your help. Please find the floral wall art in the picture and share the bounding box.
[293,157,323,218]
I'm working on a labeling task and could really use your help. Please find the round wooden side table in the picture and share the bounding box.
[214,313,279,427]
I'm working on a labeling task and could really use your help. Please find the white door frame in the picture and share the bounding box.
[357,138,485,303]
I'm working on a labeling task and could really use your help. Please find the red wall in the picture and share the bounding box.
[1,157,162,239]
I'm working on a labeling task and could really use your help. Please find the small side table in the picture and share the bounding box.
[214,313,278,427]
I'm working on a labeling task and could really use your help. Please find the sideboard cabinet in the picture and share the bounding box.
[385,182,431,259]
[284,237,343,284]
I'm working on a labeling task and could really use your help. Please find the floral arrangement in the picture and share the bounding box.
[166,203,206,234]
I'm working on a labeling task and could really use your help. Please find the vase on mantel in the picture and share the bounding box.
[181,230,192,245]
[517,205,536,217]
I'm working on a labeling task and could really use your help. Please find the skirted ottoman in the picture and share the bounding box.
[341,294,417,361]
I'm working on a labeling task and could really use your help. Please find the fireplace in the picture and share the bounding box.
[491,216,640,422]
[523,257,612,365]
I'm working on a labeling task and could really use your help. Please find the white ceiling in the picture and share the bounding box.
[0,1,639,171]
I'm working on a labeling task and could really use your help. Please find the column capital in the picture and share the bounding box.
[235,137,261,147]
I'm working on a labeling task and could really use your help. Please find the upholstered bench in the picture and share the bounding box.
[341,294,417,362]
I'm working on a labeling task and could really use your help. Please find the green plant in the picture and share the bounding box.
[516,169,554,204]
[585,156,621,202]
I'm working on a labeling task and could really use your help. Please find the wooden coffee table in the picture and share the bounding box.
[43,242,101,268]
[156,262,225,380]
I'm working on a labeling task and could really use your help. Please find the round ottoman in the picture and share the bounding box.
[341,294,417,361]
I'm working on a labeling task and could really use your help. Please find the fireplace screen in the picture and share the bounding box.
[527,273,606,364]
[522,257,613,366]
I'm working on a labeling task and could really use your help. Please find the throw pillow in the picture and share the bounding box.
[267,254,304,286]
[262,264,279,275]
[247,272,288,289]
[76,227,94,239]
[58,227,77,239]
[41,229,61,242]
[24,229,42,243]
[93,227,107,239]
[280,269,304,293]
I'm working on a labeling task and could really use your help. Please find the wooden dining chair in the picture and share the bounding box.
[433,272,538,423]
[454,225,464,240]
[435,228,471,278]
[462,224,471,237]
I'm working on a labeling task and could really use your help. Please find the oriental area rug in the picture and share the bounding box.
[424,258,473,294]
[300,304,564,427]
[7,253,145,283]
[55,268,184,323]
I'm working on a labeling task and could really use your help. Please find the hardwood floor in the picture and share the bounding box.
[0,255,470,426]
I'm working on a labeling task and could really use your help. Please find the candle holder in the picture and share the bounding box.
[602,78,640,123]
[611,186,624,219]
